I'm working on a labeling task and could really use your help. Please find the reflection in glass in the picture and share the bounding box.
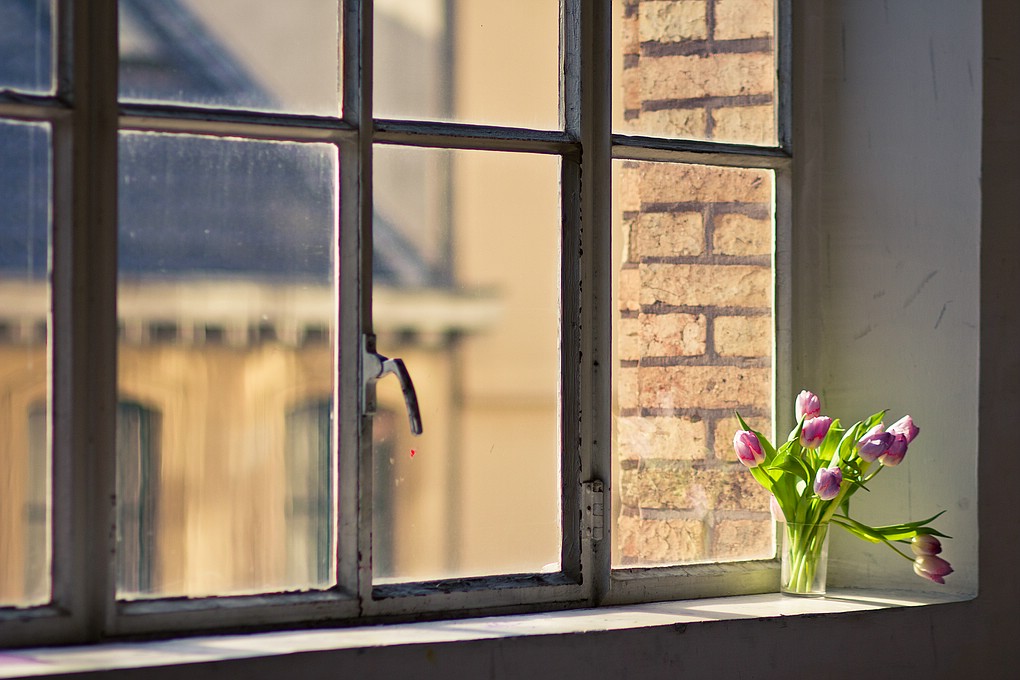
[372,145,561,582]
[117,132,337,598]
[374,0,558,129]
[612,159,775,568]
[0,119,51,607]
[0,0,53,94]
[119,0,341,116]
[612,0,778,145]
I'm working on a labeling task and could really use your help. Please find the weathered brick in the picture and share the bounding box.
[635,211,704,257]
[712,104,776,146]
[714,314,771,357]
[639,52,774,102]
[627,107,708,139]
[714,414,772,460]
[639,1,708,43]
[617,514,706,564]
[712,518,774,560]
[617,415,708,460]
[712,465,773,511]
[620,11,640,55]
[713,212,772,256]
[618,364,640,410]
[637,163,772,204]
[619,315,643,362]
[714,0,775,41]
[641,311,707,356]
[616,165,642,213]
[639,263,771,307]
[618,265,641,312]
[638,364,771,410]
[622,65,643,114]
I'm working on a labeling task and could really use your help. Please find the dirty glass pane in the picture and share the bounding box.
[613,0,778,145]
[117,132,337,598]
[0,119,51,607]
[612,159,775,568]
[372,145,561,582]
[119,0,340,116]
[0,0,53,95]
[374,0,558,129]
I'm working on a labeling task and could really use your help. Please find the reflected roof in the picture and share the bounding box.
[0,0,432,288]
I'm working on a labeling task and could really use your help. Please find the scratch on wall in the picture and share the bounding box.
[903,270,938,309]
[934,301,951,329]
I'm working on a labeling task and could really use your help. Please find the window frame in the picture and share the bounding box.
[0,0,791,646]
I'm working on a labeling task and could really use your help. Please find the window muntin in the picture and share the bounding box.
[0,0,788,643]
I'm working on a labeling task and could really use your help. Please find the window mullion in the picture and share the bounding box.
[65,0,120,639]
[563,0,613,605]
[342,0,375,609]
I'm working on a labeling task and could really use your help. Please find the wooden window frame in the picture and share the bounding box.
[0,0,791,646]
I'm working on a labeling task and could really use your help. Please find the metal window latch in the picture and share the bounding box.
[362,334,423,436]
[582,480,605,542]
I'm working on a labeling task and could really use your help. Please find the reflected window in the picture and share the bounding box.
[284,399,334,587]
[116,401,161,595]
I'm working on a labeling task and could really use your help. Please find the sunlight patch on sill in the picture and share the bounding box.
[0,589,971,678]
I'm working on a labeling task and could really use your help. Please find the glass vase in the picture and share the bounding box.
[780,522,830,597]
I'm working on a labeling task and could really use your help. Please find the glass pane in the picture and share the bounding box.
[119,0,340,116]
[613,0,778,145]
[117,132,337,598]
[0,119,51,607]
[0,0,53,94]
[373,146,560,582]
[374,0,558,129]
[612,160,774,568]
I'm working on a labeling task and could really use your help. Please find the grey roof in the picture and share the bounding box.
[1,0,433,288]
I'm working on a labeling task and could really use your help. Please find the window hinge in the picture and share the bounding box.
[582,480,605,542]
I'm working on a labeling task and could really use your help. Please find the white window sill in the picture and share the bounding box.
[0,589,970,679]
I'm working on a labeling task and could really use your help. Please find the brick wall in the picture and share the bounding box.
[614,0,776,566]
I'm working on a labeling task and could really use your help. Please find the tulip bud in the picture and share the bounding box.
[878,434,908,466]
[913,554,953,584]
[799,416,832,449]
[888,415,919,443]
[733,430,765,468]
[911,534,943,556]
[813,466,843,500]
[795,390,821,422]
[856,424,894,463]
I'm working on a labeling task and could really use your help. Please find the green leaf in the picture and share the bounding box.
[768,451,813,486]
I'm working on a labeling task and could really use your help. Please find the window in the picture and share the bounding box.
[0,0,788,645]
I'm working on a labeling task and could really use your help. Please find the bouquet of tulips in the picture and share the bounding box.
[733,390,952,593]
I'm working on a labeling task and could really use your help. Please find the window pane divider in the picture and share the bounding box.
[373,119,577,155]
[117,103,356,141]
[612,135,791,169]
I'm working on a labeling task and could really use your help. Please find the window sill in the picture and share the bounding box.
[0,588,971,679]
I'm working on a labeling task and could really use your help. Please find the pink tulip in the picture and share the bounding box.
[878,434,908,466]
[911,534,943,556]
[795,390,821,422]
[856,424,894,463]
[913,554,953,584]
[888,415,919,443]
[813,466,843,500]
[799,416,832,449]
[733,430,765,468]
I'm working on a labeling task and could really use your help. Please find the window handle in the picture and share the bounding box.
[362,335,423,436]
